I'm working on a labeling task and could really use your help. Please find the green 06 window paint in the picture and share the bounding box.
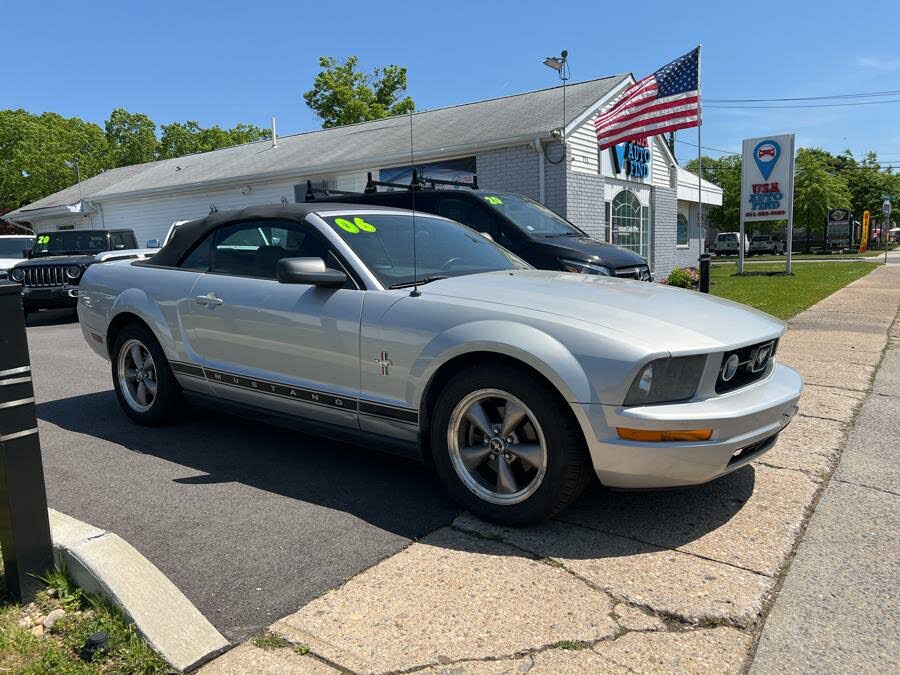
[334,217,377,234]
[483,196,503,205]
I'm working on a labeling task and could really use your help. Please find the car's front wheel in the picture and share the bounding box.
[430,364,592,525]
[111,323,182,426]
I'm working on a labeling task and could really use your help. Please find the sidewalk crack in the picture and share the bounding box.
[832,477,900,498]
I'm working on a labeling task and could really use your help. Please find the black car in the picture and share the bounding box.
[314,189,652,280]
[10,229,138,313]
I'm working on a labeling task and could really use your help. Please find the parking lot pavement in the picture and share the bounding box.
[214,264,900,674]
[27,311,458,643]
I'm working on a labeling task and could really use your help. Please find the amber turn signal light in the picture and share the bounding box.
[616,428,713,442]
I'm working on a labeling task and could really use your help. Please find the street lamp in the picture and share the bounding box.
[64,159,83,204]
[543,50,569,140]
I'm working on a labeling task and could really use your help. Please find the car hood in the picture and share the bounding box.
[423,270,784,352]
[526,236,647,268]
[14,254,97,267]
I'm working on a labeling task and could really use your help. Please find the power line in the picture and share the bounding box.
[675,139,739,155]
[706,98,900,109]
[707,88,900,103]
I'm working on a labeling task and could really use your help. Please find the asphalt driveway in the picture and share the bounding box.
[26,310,458,642]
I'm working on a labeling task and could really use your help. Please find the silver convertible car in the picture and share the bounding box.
[77,204,802,524]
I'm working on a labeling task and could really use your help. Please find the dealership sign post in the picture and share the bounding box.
[826,208,852,250]
[740,134,796,274]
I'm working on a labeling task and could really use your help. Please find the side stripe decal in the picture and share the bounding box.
[169,361,419,425]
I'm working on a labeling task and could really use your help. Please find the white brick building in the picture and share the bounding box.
[8,75,721,279]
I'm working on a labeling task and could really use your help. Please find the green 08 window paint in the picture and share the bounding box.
[484,196,503,205]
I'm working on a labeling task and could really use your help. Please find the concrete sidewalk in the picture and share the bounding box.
[201,264,900,675]
[751,314,899,673]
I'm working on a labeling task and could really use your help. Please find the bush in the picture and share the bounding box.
[665,267,699,289]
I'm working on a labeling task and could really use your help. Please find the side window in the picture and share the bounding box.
[435,198,495,236]
[109,233,125,250]
[210,219,334,281]
[179,234,213,271]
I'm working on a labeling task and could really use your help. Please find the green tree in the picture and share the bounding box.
[303,56,415,128]
[0,109,108,211]
[685,154,742,231]
[105,108,158,167]
[792,148,852,234]
[841,151,899,218]
[157,120,270,159]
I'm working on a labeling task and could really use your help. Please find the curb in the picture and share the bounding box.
[48,509,230,672]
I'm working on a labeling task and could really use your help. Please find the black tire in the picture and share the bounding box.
[111,322,183,426]
[430,364,593,526]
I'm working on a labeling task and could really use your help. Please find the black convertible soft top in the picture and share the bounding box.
[149,202,406,267]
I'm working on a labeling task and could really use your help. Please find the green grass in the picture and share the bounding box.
[0,560,169,674]
[251,632,290,650]
[712,251,885,263]
[710,261,880,319]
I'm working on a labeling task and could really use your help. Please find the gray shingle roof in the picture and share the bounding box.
[9,75,627,217]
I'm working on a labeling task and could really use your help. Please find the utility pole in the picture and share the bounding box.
[884,199,892,264]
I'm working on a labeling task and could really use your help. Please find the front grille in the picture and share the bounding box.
[614,264,652,281]
[22,265,67,288]
[716,339,778,394]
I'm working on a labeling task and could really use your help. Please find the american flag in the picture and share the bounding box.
[595,47,701,150]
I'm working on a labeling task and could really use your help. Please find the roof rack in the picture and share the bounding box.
[304,170,479,201]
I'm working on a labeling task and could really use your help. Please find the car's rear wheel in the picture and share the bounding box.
[112,323,182,426]
[430,364,592,525]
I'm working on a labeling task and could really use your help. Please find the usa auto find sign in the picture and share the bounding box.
[740,133,796,273]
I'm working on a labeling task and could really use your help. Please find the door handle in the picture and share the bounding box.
[195,295,223,307]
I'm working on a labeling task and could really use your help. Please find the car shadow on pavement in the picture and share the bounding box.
[37,390,459,541]
[36,390,754,556]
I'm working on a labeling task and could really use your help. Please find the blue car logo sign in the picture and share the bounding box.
[753,140,781,180]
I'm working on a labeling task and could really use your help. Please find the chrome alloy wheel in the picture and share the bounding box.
[447,389,548,505]
[117,338,158,413]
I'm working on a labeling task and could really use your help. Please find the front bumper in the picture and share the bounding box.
[573,363,802,489]
[21,285,79,310]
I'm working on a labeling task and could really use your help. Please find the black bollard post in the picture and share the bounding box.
[699,253,711,294]
[0,282,53,603]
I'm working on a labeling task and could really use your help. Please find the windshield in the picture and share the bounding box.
[480,193,582,237]
[32,231,109,256]
[323,213,528,288]
[0,238,33,258]
[719,234,737,242]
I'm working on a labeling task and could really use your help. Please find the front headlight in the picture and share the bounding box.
[559,258,612,276]
[66,265,83,280]
[624,355,707,405]
[10,268,25,283]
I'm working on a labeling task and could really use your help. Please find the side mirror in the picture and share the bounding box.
[276,257,347,287]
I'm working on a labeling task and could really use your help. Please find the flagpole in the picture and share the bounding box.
[696,44,703,261]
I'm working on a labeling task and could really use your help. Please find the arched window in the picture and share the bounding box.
[611,190,649,259]
[677,213,689,247]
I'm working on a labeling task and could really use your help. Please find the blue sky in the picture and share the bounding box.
[4,0,899,164]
